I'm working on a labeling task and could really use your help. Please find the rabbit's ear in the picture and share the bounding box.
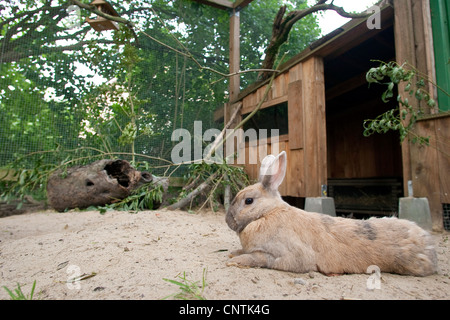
[259,151,287,191]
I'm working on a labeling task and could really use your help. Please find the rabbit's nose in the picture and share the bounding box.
[225,208,238,231]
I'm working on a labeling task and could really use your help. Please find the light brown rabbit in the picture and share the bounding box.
[225,151,437,276]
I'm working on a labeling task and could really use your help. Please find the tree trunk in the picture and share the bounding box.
[259,6,289,80]
[47,159,152,212]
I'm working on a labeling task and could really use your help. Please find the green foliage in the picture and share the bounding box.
[240,0,321,84]
[364,61,442,144]
[0,64,64,165]
[185,161,249,194]
[162,268,207,300]
[98,183,164,213]
[3,280,37,300]
[178,161,250,211]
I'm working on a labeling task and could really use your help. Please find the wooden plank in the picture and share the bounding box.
[241,94,287,115]
[394,0,415,195]
[287,148,304,196]
[315,57,327,191]
[190,0,234,10]
[302,56,327,197]
[411,0,438,114]
[272,72,288,99]
[229,9,240,102]
[288,80,303,150]
[410,119,442,230]
[394,0,444,229]
[420,0,438,110]
[288,63,302,83]
[242,93,253,112]
[271,73,280,99]
[247,143,258,183]
[281,144,290,196]
[233,0,255,10]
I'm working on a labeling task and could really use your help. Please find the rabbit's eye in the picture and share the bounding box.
[244,198,254,205]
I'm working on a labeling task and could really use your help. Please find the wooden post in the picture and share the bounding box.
[394,0,414,197]
[301,56,327,197]
[394,0,444,230]
[224,8,241,165]
[229,8,240,103]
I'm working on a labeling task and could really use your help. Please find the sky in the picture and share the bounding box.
[308,0,381,35]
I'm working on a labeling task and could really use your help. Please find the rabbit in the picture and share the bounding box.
[225,151,438,276]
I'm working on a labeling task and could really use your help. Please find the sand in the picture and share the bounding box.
[0,208,449,300]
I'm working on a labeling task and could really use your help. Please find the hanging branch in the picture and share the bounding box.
[259,0,384,79]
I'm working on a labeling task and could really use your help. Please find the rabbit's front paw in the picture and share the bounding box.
[228,249,244,258]
[227,251,273,269]
[227,255,253,268]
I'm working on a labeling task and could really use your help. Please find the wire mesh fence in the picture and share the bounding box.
[0,0,323,210]
[0,1,235,180]
[443,203,450,231]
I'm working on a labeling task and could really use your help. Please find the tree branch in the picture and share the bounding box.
[166,171,220,210]
[0,4,65,31]
[0,38,114,64]
[259,0,381,79]
[70,0,133,27]
[203,102,242,161]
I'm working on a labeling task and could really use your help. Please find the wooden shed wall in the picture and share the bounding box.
[393,0,449,230]
[238,56,327,198]
[232,1,448,230]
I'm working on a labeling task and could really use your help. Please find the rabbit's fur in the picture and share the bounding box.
[226,152,437,276]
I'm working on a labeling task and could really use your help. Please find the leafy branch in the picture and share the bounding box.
[167,162,249,212]
[98,183,164,213]
[363,60,448,145]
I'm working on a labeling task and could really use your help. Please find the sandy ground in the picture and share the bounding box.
[0,208,449,300]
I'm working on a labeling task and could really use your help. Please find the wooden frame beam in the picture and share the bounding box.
[190,0,254,11]
[229,8,240,101]
[190,0,233,10]
[233,0,254,10]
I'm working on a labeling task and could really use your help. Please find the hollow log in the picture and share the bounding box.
[47,159,152,212]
